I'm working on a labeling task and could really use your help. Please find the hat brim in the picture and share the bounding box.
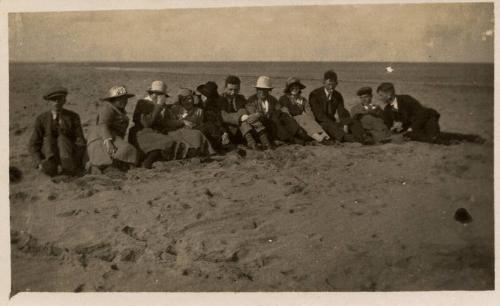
[100,93,135,101]
[147,90,170,97]
[254,86,273,89]
[43,92,67,100]
[284,81,306,92]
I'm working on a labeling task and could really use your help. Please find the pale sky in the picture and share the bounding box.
[8,3,494,63]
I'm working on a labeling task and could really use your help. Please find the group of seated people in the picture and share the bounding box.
[28,69,456,177]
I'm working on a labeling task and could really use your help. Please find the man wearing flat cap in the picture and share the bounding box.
[309,70,370,144]
[28,86,86,176]
[350,86,392,143]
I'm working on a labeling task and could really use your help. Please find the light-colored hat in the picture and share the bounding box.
[147,80,170,97]
[254,76,273,89]
[100,85,135,101]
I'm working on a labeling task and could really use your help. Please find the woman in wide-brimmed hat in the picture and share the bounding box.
[87,85,138,173]
[130,82,215,168]
[279,77,330,143]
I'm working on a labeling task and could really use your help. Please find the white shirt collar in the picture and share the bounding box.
[390,96,398,110]
[324,88,332,98]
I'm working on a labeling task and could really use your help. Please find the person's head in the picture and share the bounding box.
[376,82,396,104]
[323,70,338,92]
[196,81,219,99]
[43,86,68,112]
[254,76,273,99]
[178,88,195,110]
[101,85,135,109]
[356,87,373,106]
[284,77,306,97]
[109,96,129,110]
[224,75,241,98]
[147,80,169,104]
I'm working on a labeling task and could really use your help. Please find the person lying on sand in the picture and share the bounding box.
[28,86,87,177]
[278,77,332,144]
[130,83,215,169]
[219,75,272,150]
[350,86,392,144]
[309,70,374,145]
[246,76,306,148]
[86,85,138,173]
[377,82,442,144]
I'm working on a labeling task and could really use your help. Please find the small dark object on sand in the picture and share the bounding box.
[74,284,84,292]
[205,189,214,198]
[9,166,23,184]
[454,208,473,224]
[237,149,247,158]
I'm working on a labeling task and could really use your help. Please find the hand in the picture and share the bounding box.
[247,113,261,124]
[183,120,194,128]
[343,125,349,133]
[157,94,167,106]
[104,139,117,155]
[391,122,403,133]
[221,132,230,145]
[37,163,43,171]
[240,114,249,122]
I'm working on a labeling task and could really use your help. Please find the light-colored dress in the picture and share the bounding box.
[279,94,329,141]
[87,101,138,166]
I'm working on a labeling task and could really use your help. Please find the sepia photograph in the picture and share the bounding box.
[3,0,497,304]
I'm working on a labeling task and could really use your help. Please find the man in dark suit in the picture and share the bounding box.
[309,70,369,144]
[377,82,441,143]
[28,86,86,176]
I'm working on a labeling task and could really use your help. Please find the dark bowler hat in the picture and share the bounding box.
[356,87,373,96]
[376,82,395,93]
[197,81,219,98]
[43,86,68,100]
[323,70,338,81]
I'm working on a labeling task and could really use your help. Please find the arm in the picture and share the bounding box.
[98,104,114,140]
[336,93,351,123]
[73,113,87,146]
[28,116,44,168]
[162,107,186,131]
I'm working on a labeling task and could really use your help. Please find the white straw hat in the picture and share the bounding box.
[254,76,273,89]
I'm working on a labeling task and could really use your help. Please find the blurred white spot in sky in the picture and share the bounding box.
[481,29,493,41]
[386,66,394,73]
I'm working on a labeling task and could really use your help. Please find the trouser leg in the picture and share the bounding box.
[57,135,78,175]
[320,121,346,142]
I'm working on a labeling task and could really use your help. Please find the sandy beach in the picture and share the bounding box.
[9,62,494,293]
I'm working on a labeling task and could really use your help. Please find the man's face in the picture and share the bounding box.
[256,88,270,100]
[323,79,337,92]
[359,94,372,106]
[377,90,394,104]
[225,83,240,97]
[47,95,66,112]
[180,96,195,110]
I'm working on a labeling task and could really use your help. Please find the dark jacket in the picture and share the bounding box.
[383,95,440,132]
[219,93,248,126]
[28,109,85,167]
[308,87,351,125]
